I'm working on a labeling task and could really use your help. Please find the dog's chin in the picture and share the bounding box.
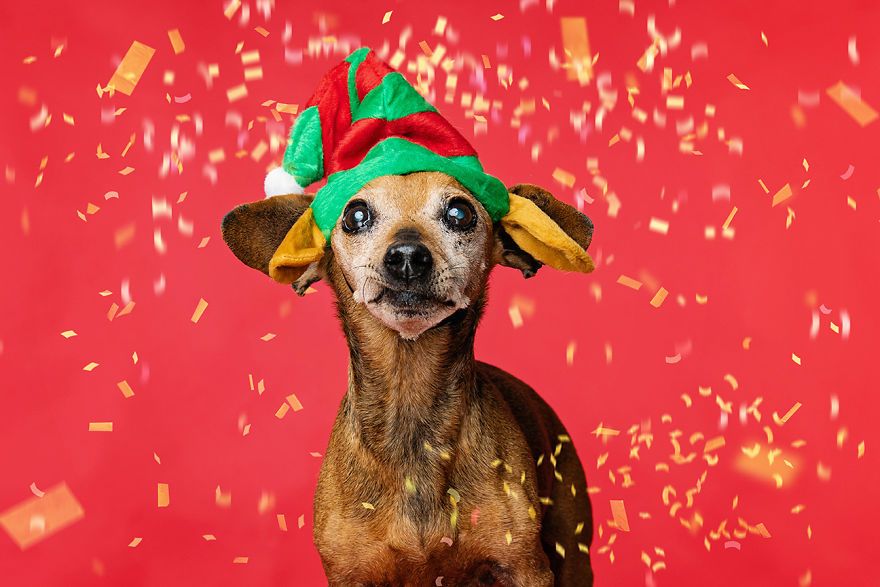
[365,289,466,340]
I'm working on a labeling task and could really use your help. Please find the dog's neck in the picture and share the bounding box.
[337,297,484,471]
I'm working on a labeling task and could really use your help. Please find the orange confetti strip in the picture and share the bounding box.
[0,482,84,549]
[792,353,802,365]
[128,537,142,547]
[778,402,802,424]
[117,301,135,317]
[616,275,642,290]
[83,362,99,372]
[227,84,248,103]
[560,17,593,82]
[108,41,155,96]
[275,103,298,114]
[260,333,276,341]
[254,26,269,37]
[610,500,630,532]
[649,287,668,308]
[298,514,305,528]
[771,183,793,207]
[117,380,134,398]
[88,422,113,432]
[726,74,750,90]
[244,66,263,81]
[275,403,290,419]
[198,237,210,248]
[286,394,304,411]
[552,167,576,188]
[704,436,726,453]
[232,557,248,564]
[224,0,241,19]
[202,534,215,541]
[826,81,878,126]
[167,29,185,54]
[157,483,169,507]
[648,218,669,234]
[191,298,208,323]
[592,424,620,437]
[490,13,504,21]
[722,206,738,230]
[277,514,288,532]
[119,166,135,175]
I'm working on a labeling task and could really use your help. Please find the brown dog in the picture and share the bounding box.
[222,172,595,585]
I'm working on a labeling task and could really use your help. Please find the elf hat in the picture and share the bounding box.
[265,47,594,283]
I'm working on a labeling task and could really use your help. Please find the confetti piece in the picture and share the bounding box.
[260,333,276,341]
[560,17,593,83]
[724,540,741,550]
[232,557,248,564]
[858,441,865,458]
[157,483,169,507]
[848,36,859,65]
[119,166,135,176]
[721,206,738,230]
[202,534,215,541]
[505,530,512,545]
[223,0,241,19]
[726,74,750,90]
[610,499,630,531]
[275,403,290,419]
[840,165,855,180]
[254,26,269,37]
[0,483,84,549]
[286,394,303,412]
[60,330,77,338]
[704,436,726,452]
[128,537,142,547]
[382,11,392,24]
[117,380,134,398]
[771,183,793,207]
[167,29,185,54]
[227,84,248,103]
[191,298,208,323]
[83,362,99,372]
[648,218,669,234]
[552,167,576,187]
[649,288,668,308]
[566,341,576,365]
[108,41,155,96]
[778,402,802,424]
[440,536,453,546]
[665,354,681,364]
[792,353,801,365]
[362,502,374,510]
[826,81,878,126]
[490,13,504,21]
[277,514,288,531]
[88,421,113,432]
[153,452,160,464]
[617,275,642,290]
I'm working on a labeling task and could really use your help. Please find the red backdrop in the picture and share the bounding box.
[1,0,877,585]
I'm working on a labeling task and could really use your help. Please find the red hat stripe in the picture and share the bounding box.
[354,51,395,102]
[330,112,478,175]
[303,60,354,184]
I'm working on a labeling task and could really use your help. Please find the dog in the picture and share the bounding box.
[223,172,595,585]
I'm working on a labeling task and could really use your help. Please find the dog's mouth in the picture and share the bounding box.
[370,287,457,311]
[359,284,467,339]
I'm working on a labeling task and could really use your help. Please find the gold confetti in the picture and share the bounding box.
[191,298,208,323]
[157,483,169,507]
[648,217,669,234]
[792,353,801,365]
[232,557,248,564]
[224,0,241,19]
[286,394,303,411]
[565,341,577,365]
[362,502,375,510]
[610,499,630,531]
[649,288,668,308]
[277,514,288,532]
[505,530,512,545]
[726,74,750,90]
[88,422,113,432]
[167,29,185,54]
[826,81,878,126]
[128,537,143,547]
[704,437,726,453]
[254,26,269,37]
[552,167,576,188]
[117,381,134,398]
[60,330,77,338]
[202,534,215,541]
[108,41,155,96]
[83,362,99,372]
[778,402,802,424]
[858,441,865,458]
[227,84,248,103]
[722,206,738,230]
[275,403,290,419]
[0,483,84,549]
[560,17,592,83]
[616,275,642,290]
[490,13,504,21]
[771,183,793,207]
[382,10,392,24]
[118,166,135,175]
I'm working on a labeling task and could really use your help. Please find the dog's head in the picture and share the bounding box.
[222,172,593,339]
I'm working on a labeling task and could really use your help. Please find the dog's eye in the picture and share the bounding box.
[443,198,476,230]
[342,201,372,233]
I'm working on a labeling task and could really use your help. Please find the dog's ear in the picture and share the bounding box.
[494,184,594,278]
[221,193,325,294]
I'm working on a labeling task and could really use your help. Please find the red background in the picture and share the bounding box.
[1,0,878,585]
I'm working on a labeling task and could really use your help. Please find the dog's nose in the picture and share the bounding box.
[384,241,433,284]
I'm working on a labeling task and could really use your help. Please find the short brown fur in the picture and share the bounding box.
[222,174,594,585]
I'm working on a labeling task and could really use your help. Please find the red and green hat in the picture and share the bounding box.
[265,48,594,283]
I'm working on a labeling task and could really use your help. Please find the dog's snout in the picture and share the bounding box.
[384,241,433,284]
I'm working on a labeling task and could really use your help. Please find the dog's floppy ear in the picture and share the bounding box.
[494,184,594,278]
[221,193,326,293]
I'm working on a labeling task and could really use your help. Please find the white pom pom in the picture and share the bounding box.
[264,166,304,198]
